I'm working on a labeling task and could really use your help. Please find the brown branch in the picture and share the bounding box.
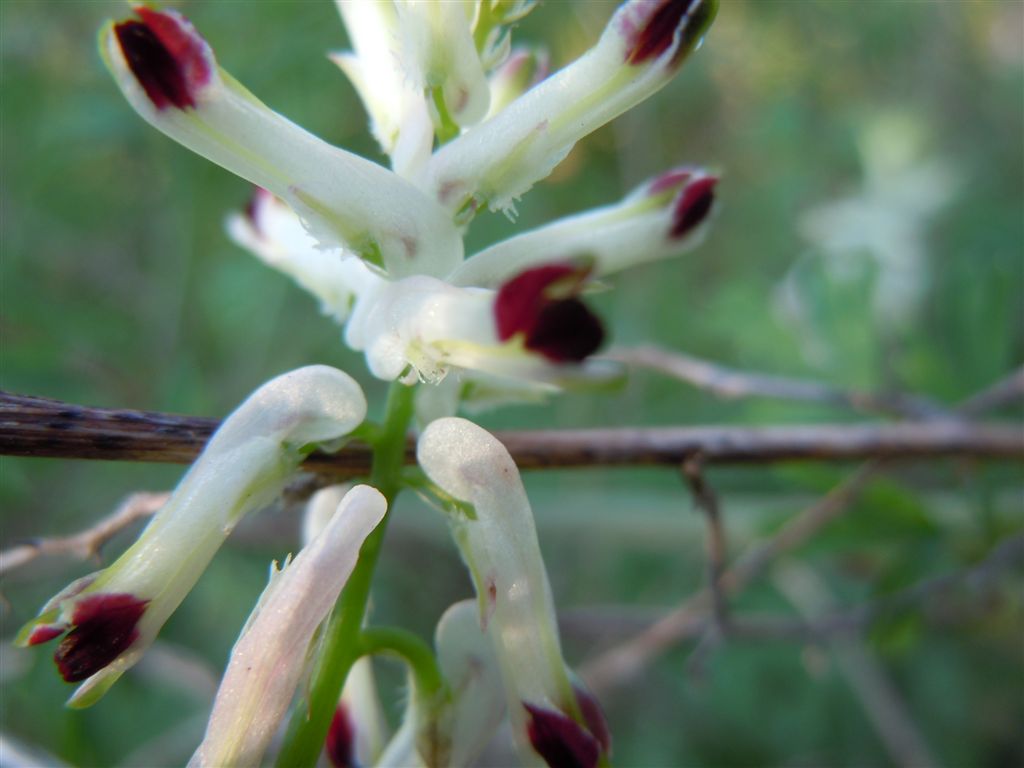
[0,491,169,577]
[3,392,1021,470]
[608,345,950,420]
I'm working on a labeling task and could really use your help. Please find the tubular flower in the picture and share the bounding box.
[17,366,367,707]
[103,1,718,402]
[417,418,610,767]
[189,485,387,768]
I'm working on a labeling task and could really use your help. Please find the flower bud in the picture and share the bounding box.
[397,1,491,131]
[451,166,718,287]
[189,485,387,767]
[330,0,434,177]
[417,419,610,766]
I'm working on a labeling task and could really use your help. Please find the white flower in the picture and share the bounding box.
[17,366,367,707]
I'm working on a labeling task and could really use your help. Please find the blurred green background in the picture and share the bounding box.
[2,1,1022,766]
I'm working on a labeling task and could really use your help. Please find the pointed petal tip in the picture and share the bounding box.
[623,0,718,68]
[524,702,601,768]
[670,174,718,239]
[26,624,66,646]
[112,7,213,111]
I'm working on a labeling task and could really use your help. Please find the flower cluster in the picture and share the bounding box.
[19,1,718,765]
[104,0,718,400]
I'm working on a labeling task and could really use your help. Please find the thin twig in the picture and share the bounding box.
[680,457,730,682]
[682,458,730,630]
[3,392,1021,470]
[608,345,950,420]
[561,531,1024,644]
[0,491,169,577]
[579,463,879,693]
[957,365,1024,417]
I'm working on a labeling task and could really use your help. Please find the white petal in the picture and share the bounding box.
[343,275,498,383]
[102,10,461,277]
[435,600,505,767]
[189,485,387,768]
[340,658,390,767]
[331,0,435,177]
[226,191,378,324]
[422,0,717,218]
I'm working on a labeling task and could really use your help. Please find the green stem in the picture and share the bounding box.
[275,381,415,768]
[357,626,445,698]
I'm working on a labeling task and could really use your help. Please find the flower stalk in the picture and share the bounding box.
[275,380,416,767]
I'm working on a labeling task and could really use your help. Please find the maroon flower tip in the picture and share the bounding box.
[624,0,715,68]
[54,593,149,683]
[27,624,66,646]
[573,684,611,755]
[670,175,717,239]
[494,264,604,363]
[114,8,211,111]
[529,299,604,363]
[524,702,600,768]
[326,703,358,768]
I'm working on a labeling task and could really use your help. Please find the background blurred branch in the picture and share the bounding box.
[580,463,880,692]
[0,491,169,577]
[774,562,942,768]
[3,392,1022,471]
[957,365,1024,418]
[607,345,957,419]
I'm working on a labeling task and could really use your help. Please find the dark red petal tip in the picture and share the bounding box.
[573,684,611,755]
[494,263,604,363]
[54,593,149,683]
[27,624,66,646]
[325,703,357,768]
[670,175,717,239]
[624,0,717,68]
[524,702,600,768]
[114,8,211,111]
